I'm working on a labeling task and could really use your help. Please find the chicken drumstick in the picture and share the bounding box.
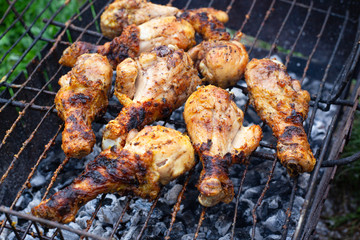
[184,85,262,207]
[32,126,195,223]
[55,54,112,158]
[245,58,316,176]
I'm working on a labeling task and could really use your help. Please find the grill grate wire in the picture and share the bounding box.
[0,0,359,239]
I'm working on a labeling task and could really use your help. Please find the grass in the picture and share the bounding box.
[0,0,84,89]
[226,28,307,59]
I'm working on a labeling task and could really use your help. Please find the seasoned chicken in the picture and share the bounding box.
[101,0,179,39]
[245,58,316,176]
[59,16,195,68]
[55,54,112,158]
[178,8,230,41]
[32,126,195,223]
[102,45,201,150]
[137,16,196,53]
[186,8,229,23]
[184,85,262,207]
[188,32,248,88]
[100,0,229,41]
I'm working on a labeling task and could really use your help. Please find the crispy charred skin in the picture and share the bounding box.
[184,85,262,207]
[55,54,112,158]
[32,148,158,223]
[102,45,201,150]
[32,126,195,224]
[103,100,173,149]
[188,32,248,88]
[196,144,239,207]
[59,25,140,68]
[245,58,316,176]
[179,9,230,41]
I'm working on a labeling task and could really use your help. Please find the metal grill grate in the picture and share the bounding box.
[0,0,360,239]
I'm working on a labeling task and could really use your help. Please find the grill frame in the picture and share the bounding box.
[0,0,360,239]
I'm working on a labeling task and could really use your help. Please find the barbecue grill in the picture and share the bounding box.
[1,0,360,239]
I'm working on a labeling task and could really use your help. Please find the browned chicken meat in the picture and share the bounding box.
[178,8,230,41]
[59,25,140,68]
[32,125,195,223]
[59,16,195,68]
[188,32,248,88]
[55,54,112,158]
[101,0,179,39]
[102,45,201,150]
[184,85,262,207]
[100,0,229,41]
[245,58,316,176]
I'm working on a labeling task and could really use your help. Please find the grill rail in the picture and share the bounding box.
[0,0,360,239]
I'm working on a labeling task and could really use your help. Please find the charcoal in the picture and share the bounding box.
[291,196,305,220]
[268,196,280,209]
[75,214,90,229]
[250,226,264,240]
[162,184,183,205]
[215,215,232,235]
[91,222,107,237]
[129,211,141,226]
[232,227,252,240]
[98,207,120,225]
[298,173,310,190]
[240,168,261,187]
[121,226,138,240]
[61,229,79,240]
[153,222,167,236]
[150,208,164,220]
[24,235,37,240]
[169,222,186,239]
[181,233,206,240]
[14,192,32,210]
[219,233,232,240]
[242,185,264,201]
[263,210,286,233]
[257,201,270,220]
[266,180,291,197]
[102,197,113,206]
[6,232,15,240]
[265,234,281,240]
[131,199,152,212]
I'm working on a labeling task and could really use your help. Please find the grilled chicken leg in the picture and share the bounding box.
[188,32,248,88]
[59,16,195,68]
[245,58,316,176]
[100,0,229,40]
[32,126,195,223]
[184,85,262,207]
[102,45,201,150]
[55,54,112,158]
